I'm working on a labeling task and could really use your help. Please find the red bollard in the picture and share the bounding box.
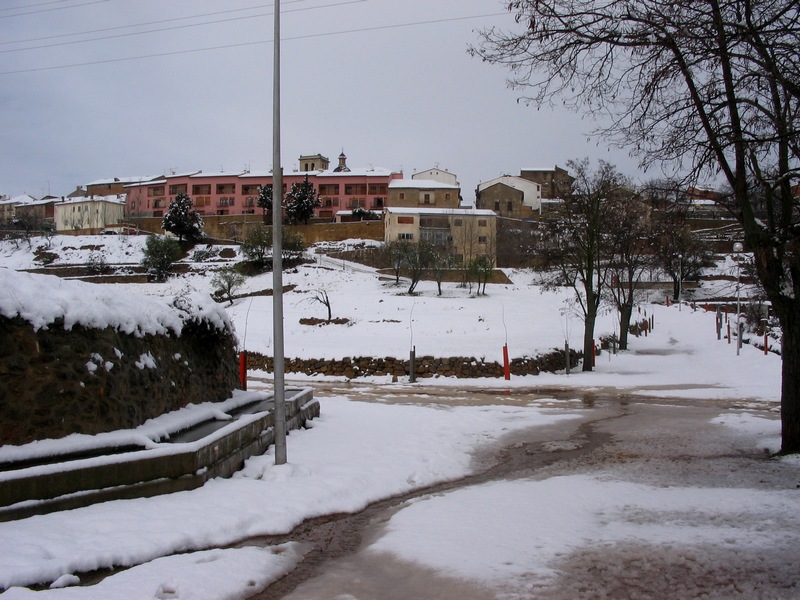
[503,344,510,380]
[666,295,671,307]
[239,351,247,390]
[764,333,769,355]
[727,322,731,344]
[592,339,597,367]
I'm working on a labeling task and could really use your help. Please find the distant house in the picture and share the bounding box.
[86,177,157,198]
[387,179,461,210]
[0,194,37,224]
[54,195,126,234]
[476,175,542,220]
[384,207,497,265]
[519,165,574,199]
[412,167,459,187]
[13,196,58,228]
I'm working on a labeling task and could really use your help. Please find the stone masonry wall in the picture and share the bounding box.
[0,316,240,446]
[247,349,580,380]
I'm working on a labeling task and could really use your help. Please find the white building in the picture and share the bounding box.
[54,195,126,234]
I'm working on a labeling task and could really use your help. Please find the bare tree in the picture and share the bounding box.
[537,158,626,371]
[402,240,436,295]
[652,205,714,302]
[473,1,800,451]
[605,192,655,350]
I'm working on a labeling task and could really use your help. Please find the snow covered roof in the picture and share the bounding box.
[385,207,495,217]
[86,177,158,187]
[124,179,167,188]
[6,194,37,205]
[164,171,202,179]
[57,194,126,206]
[190,171,247,179]
[388,179,459,190]
[318,167,397,178]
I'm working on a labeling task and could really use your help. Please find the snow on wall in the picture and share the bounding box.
[0,268,232,337]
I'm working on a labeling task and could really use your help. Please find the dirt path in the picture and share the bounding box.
[240,383,795,599]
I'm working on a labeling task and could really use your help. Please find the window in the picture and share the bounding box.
[478,236,487,244]
[369,184,387,195]
[422,193,432,205]
[195,196,211,207]
[398,216,415,224]
[453,218,463,226]
[318,184,340,195]
[192,184,211,195]
[147,186,165,197]
[241,184,260,195]
[216,183,236,195]
[494,201,501,211]
[398,233,414,240]
[507,202,513,212]
[399,192,405,200]
[445,193,451,201]
[345,184,367,195]
[478,219,488,227]
[169,184,187,195]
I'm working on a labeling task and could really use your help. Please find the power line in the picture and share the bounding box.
[1,0,367,54]
[0,1,312,46]
[0,0,75,11]
[0,0,110,19]
[0,11,509,76]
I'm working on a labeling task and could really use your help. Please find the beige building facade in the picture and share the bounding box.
[476,175,542,220]
[384,207,497,265]
[387,179,460,210]
[54,195,126,234]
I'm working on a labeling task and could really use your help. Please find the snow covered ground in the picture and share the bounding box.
[0,234,796,599]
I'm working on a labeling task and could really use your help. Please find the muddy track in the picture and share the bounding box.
[241,407,620,599]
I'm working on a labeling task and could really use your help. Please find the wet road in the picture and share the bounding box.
[241,380,794,599]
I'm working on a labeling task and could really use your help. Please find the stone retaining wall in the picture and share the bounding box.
[247,348,580,379]
[0,316,240,446]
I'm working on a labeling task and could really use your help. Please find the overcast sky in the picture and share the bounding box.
[0,0,644,202]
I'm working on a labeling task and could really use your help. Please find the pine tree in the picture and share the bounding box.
[256,185,273,223]
[285,176,320,225]
[162,192,203,243]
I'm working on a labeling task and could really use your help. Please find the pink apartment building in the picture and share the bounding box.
[124,153,403,220]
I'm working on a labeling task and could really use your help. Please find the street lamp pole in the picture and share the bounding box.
[678,254,682,311]
[272,0,287,465]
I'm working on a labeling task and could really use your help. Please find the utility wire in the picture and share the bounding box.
[0,0,110,19]
[0,0,313,46]
[0,0,76,10]
[0,11,509,76]
[0,0,367,54]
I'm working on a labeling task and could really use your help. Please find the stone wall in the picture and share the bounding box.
[247,349,580,379]
[0,316,240,446]
[133,216,385,244]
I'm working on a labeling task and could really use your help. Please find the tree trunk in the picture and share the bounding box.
[778,305,800,453]
[582,308,597,372]
[619,303,633,350]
